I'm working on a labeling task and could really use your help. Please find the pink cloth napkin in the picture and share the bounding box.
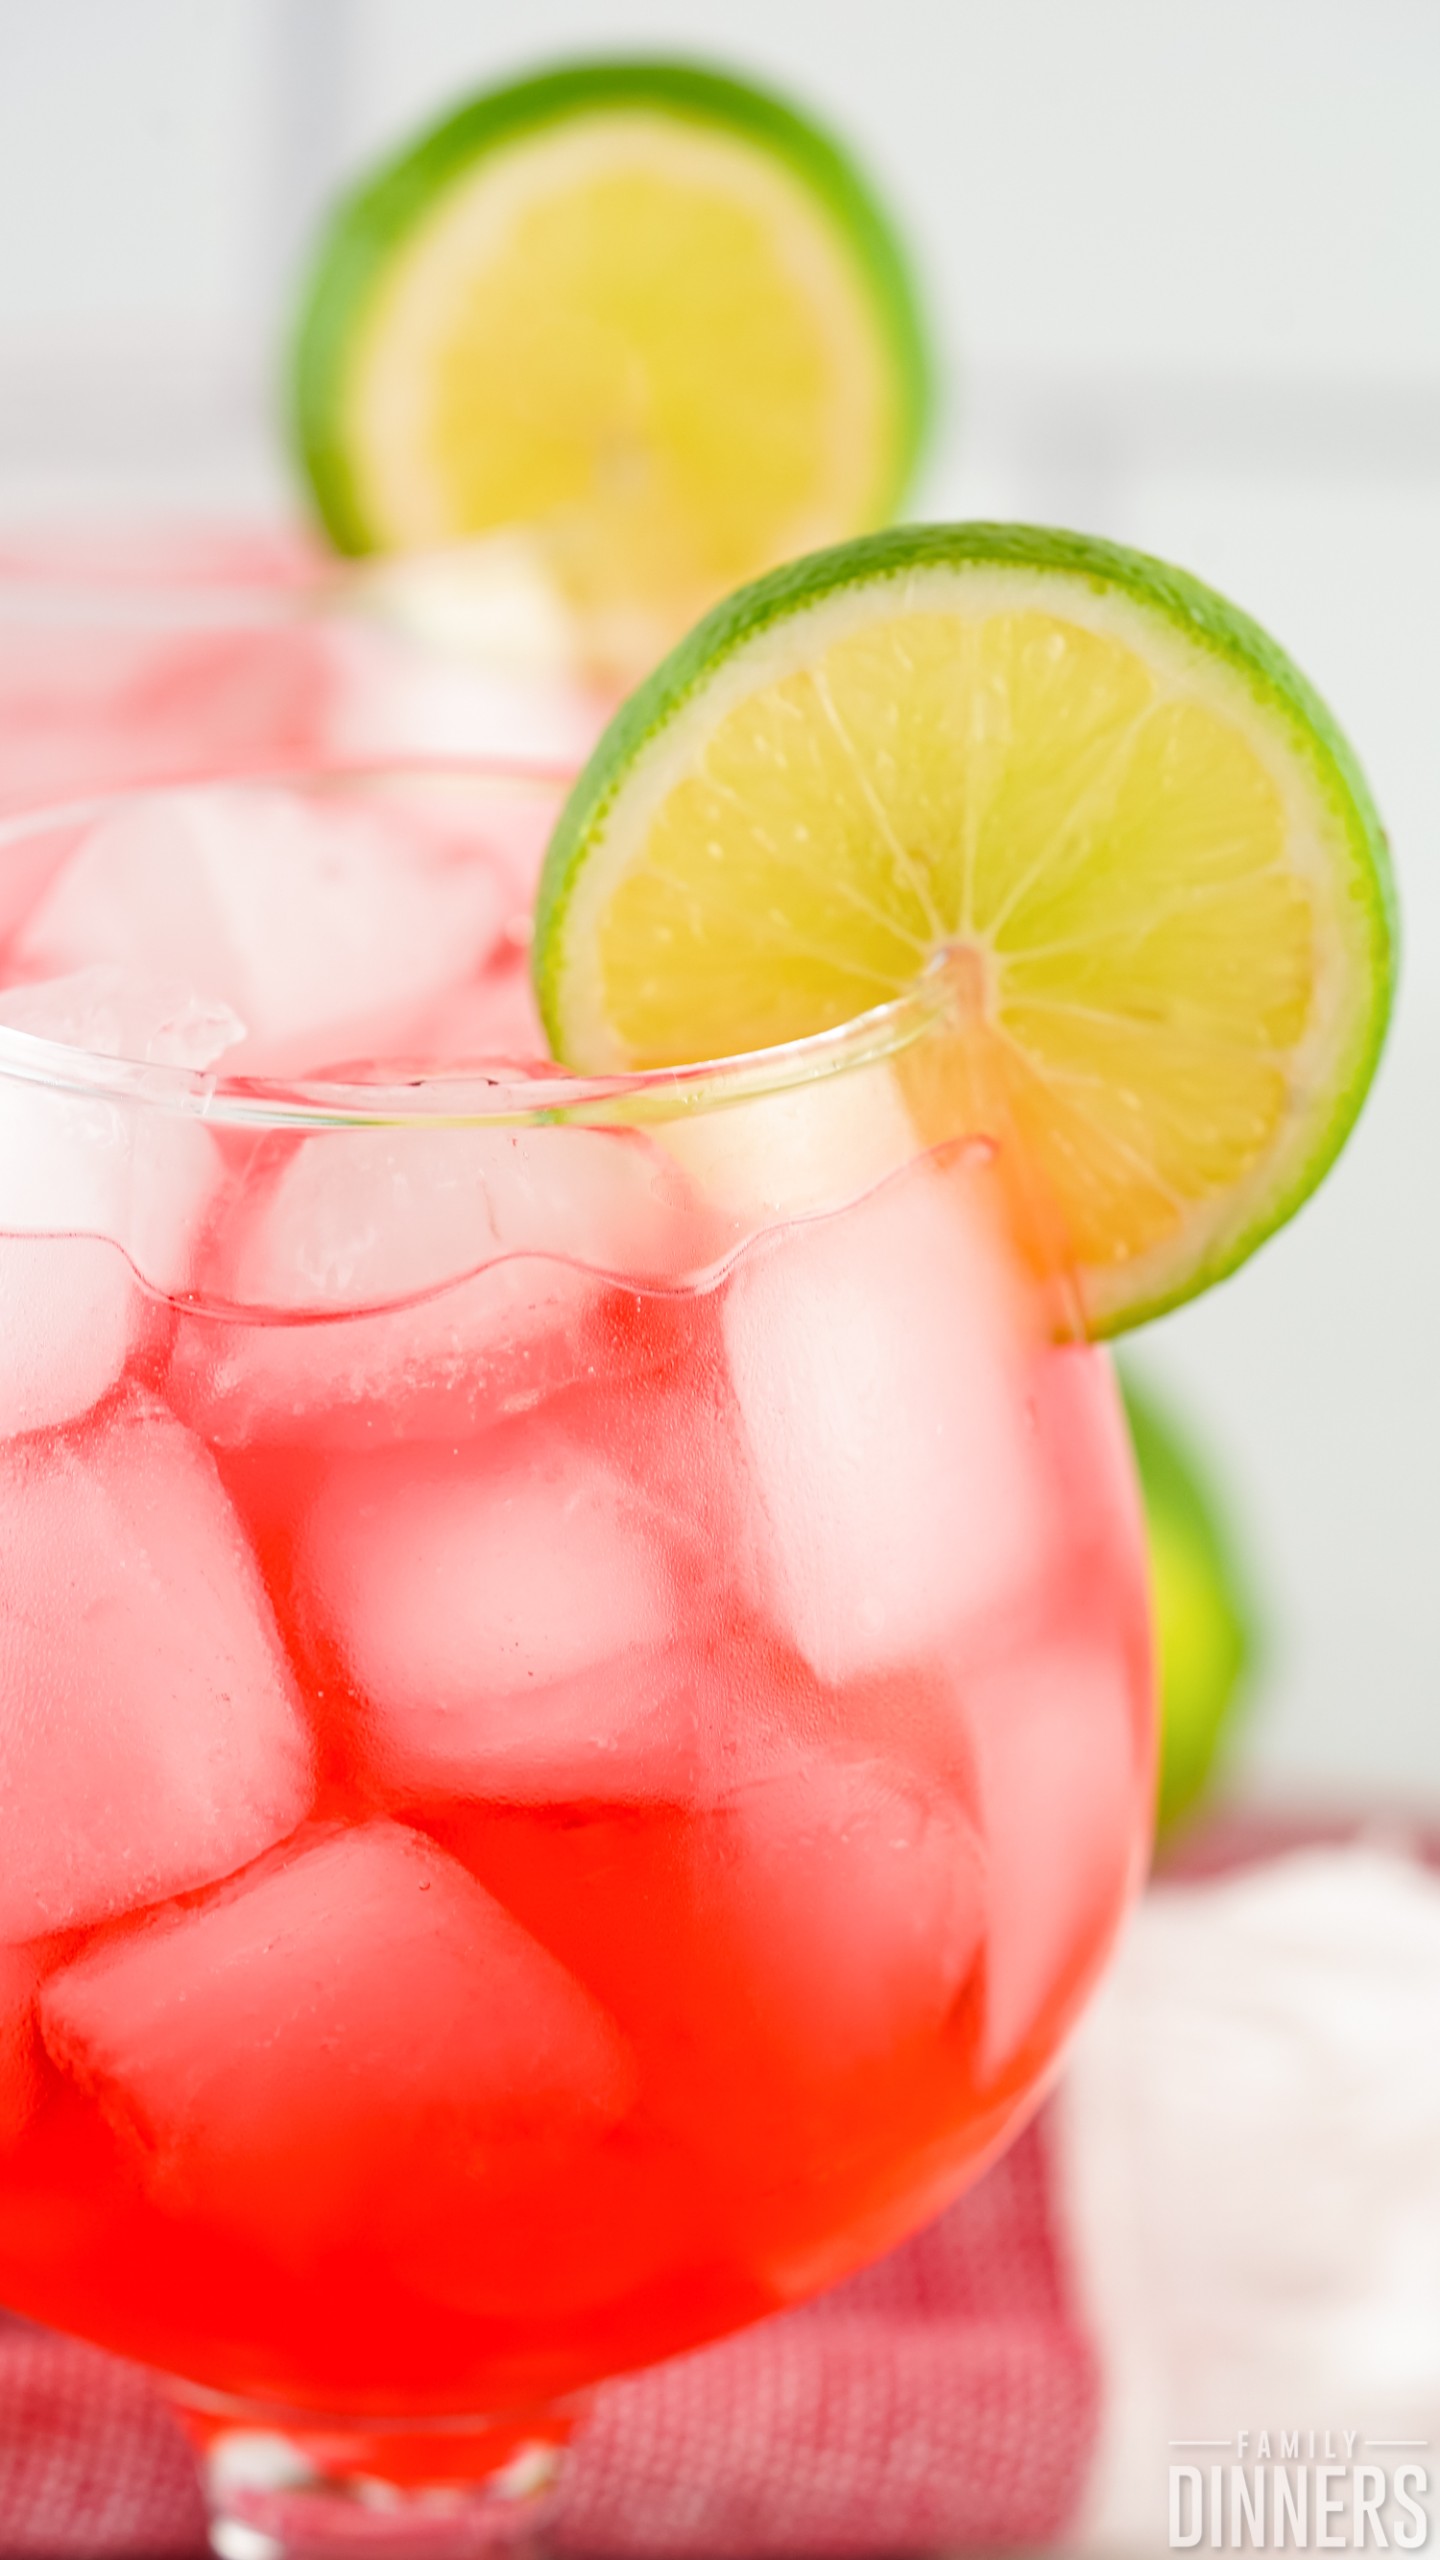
[0,2115,1096,2556]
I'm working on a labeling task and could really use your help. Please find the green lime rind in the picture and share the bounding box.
[290,55,934,558]
[534,520,1397,1337]
[1118,1363,1261,1833]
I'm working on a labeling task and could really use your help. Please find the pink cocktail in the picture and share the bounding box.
[0,530,604,809]
[0,768,1153,2554]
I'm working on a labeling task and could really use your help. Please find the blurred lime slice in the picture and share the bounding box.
[292,58,931,679]
[1120,1365,1259,1832]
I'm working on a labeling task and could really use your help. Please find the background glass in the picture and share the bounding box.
[0,529,606,811]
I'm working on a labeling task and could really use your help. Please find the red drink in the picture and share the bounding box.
[0,531,603,811]
[0,770,1152,2539]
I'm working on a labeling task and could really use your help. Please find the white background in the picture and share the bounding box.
[0,0,1435,1807]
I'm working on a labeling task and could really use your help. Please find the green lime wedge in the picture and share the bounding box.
[1119,1364,1259,1832]
[534,523,1395,1333]
[291,58,931,674]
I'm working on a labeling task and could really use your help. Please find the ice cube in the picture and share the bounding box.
[661,1055,919,1235]
[498,1744,984,2229]
[0,966,246,1069]
[966,1638,1144,2082]
[0,1947,39,2150]
[299,1422,688,1801]
[316,576,602,773]
[397,2118,711,2322]
[569,1328,752,1591]
[0,987,223,1435]
[709,1753,986,2072]
[0,1397,313,1938]
[16,785,509,1077]
[171,1118,706,1448]
[40,1820,634,2247]
[340,536,580,681]
[219,1119,696,1314]
[724,1157,1048,1684]
[0,1235,137,1441]
[170,1259,607,1453]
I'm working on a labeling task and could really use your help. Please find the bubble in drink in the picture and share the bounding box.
[17,788,509,1077]
[40,1822,634,2249]
[0,1398,313,1938]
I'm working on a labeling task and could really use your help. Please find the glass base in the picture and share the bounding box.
[165,2381,578,2560]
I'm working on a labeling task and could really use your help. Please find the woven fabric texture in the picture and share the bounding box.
[0,2114,1095,2557]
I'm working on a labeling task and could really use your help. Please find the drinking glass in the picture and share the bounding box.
[0,766,1154,2558]
[0,528,604,809]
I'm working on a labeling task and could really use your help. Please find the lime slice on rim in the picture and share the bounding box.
[291,58,930,674]
[534,523,1395,1333]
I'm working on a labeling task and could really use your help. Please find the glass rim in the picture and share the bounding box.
[0,525,331,623]
[0,527,531,632]
[0,761,950,1131]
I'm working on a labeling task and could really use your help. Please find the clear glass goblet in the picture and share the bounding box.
[0,526,605,811]
[0,765,1154,2556]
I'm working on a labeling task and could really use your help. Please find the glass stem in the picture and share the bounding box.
[165,2381,579,2560]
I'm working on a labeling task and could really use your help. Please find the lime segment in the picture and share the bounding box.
[535,524,1395,1333]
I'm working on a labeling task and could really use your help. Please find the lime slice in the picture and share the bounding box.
[1119,1364,1258,1831]
[535,522,1395,1333]
[292,59,930,674]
